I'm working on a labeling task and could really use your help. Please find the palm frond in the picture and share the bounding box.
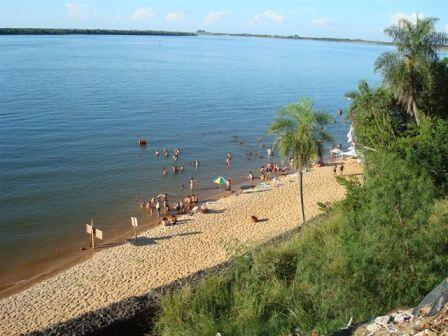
[374,51,401,73]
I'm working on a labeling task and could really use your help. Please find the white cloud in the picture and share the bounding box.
[445,25,448,33]
[390,12,425,25]
[165,11,185,22]
[311,17,331,26]
[65,3,95,19]
[249,10,284,26]
[204,11,229,25]
[130,7,154,21]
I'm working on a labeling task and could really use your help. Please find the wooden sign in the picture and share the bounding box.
[95,228,103,240]
[85,219,103,250]
[131,217,138,239]
[86,224,103,240]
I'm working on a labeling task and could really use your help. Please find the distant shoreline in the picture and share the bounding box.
[2,28,447,50]
[198,30,394,46]
[198,31,448,50]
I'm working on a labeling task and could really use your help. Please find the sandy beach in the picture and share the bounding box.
[0,160,361,335]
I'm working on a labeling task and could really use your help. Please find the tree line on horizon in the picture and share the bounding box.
[0,28,196,36]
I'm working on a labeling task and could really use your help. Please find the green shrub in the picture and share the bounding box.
[391,118,448,196]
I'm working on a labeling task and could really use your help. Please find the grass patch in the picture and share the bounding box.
[155,199,448,335]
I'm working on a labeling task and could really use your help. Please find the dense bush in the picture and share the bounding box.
[391,118,448,196]
[346,83,409,150]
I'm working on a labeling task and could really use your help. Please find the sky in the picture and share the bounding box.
[0,0,447,40]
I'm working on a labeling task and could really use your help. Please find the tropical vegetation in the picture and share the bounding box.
[268,98,334,223]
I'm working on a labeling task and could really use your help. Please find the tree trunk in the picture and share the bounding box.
[298,170,305,224]
[413,101,421,125]
[317,144,323,163]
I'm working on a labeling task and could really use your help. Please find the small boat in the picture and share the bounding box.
[138,139,148,146]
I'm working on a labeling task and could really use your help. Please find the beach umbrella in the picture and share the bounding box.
[214,177,227,193]
[214,177,227,185]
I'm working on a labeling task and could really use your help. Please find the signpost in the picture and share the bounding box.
[85,219,103,250]
[131,217,138,239]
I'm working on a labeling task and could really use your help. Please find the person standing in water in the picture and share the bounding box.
[155,200,161,217]
[225,178,232,195]
[247,171,254,183]
[146,201,153,215]
[190,177,195,191]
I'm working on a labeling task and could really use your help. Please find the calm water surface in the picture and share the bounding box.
[0,35,387,286]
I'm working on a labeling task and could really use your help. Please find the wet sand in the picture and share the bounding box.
[0,160,362,335]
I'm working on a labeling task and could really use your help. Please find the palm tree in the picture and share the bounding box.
[374,16,447,124]
[268,98,334,224]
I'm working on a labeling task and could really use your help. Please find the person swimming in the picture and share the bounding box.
[162,168,168,175]
[155,150,160,157]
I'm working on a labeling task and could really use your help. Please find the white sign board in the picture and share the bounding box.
[95,228,103,240]
[131,217,138,228]
[86,224,103,240]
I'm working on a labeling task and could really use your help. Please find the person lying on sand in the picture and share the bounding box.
[168,215,177,225]
[200,204,209,214]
